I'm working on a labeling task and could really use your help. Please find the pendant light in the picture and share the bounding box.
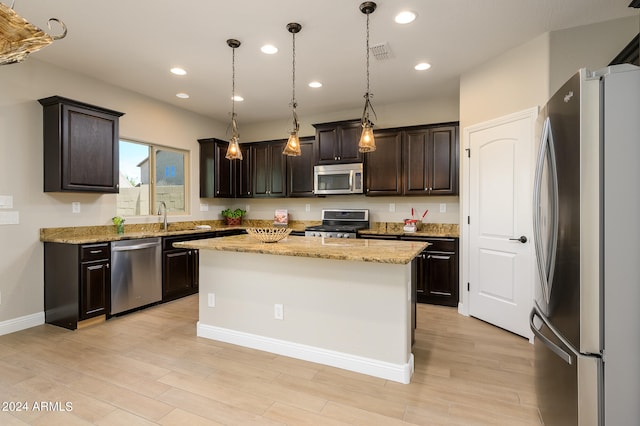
[225,38,243,160]
[282,22,302,156]
[358,1,377,153]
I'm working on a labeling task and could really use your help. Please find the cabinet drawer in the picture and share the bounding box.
[80,243,110,262]
[401,236,457,252]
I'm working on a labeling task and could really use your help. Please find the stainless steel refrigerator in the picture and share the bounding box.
[530,64,640,425]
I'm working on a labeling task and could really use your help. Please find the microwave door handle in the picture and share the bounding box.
[349,170,354,190]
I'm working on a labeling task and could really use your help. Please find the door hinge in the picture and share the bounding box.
[467,282,470,291]
[466,148,470,158]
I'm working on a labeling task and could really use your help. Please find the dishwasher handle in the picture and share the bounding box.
[112,242,161,252]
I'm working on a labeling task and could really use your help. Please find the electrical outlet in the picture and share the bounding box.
[245,205,250,212]
[207,293,216,307]
[72,202,81,213]
[305,203,310,212]
[0,290,2,305]
[440,203,446,213]
[274,303,284,320]
[389,203,395,212]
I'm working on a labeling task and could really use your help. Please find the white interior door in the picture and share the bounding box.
[467,111,535,340]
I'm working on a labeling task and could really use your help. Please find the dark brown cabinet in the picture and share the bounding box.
[39,96,124,193]
[162,234,210,302]
[403,125,459,196]
[45,242,111,330]
[314,120,363,164]
[364,129,403,196]
[402,236,459,307]
[199,138,252,198]
[287,136,315,197]
[252,141,287,197]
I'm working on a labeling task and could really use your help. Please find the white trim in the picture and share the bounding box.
[0,312,45,336]
[197,322,414,384]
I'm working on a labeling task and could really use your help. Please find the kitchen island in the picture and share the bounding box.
[175,234,428,384]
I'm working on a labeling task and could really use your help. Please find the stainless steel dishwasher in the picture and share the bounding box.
[111,237,162,315]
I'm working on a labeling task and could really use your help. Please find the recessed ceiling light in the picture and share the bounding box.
[170,67,187,75]
[176,93,189,99]
[395,11,416,24]
[261,44,278,54]
[232,95,244,102]
[308,81,323,88]
[415,62,431,71]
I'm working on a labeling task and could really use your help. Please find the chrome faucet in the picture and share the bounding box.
[157,201,168,231]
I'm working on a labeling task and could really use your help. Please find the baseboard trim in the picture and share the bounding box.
[0,312,45,336]
[197,322,414,384]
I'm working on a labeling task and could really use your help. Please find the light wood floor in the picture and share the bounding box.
[0,295,541,425]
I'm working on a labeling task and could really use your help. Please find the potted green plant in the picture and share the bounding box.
[221,208,246,226]
[112,216,125,234]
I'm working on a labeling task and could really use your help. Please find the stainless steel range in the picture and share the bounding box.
[305,209,369,238]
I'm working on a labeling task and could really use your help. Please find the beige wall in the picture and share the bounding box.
[0,59,226,324]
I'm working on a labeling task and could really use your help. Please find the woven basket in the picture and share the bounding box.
[246,227,292,243]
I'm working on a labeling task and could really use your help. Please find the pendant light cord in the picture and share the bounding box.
[231,45,238,137]
[362,10,376,125]
[291,29,299,132]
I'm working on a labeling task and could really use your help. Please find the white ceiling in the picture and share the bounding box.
[10,0,638,124]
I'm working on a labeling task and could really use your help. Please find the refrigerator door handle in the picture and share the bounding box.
[529,306,575,365]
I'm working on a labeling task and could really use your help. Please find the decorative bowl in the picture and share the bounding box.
[246,227,292,243]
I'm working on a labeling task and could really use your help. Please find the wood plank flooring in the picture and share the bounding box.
[0,295,541,425]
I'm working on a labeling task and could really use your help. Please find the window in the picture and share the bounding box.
[117,139,189,217]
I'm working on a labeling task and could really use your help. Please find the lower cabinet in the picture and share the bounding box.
[402,236,459,307]
[44,242,111,330]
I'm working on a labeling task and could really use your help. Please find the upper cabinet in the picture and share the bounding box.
[314,120,363,164]
[287,137,315,197]
[252,141,287,198]
[39,96,124,193]
[364,124,459,196]
[403,125,459,196]
[198,138,251,198]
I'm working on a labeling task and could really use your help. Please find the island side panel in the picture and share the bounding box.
[197,250,412,377]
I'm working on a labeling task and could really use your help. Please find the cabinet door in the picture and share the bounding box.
[287,137,315,197]
[163,249,197,301]
[198,139,234,198]
[252,141,286,198]
[403,129,430,195]
[234,144,252,197]
[337,122,363,163]
[316,127,339,163]
[40,96,123,193]
[365,130,402,196]
[80,260,110,319]
[428,126,458,195]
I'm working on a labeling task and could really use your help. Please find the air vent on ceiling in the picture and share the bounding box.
[370,42,392,60]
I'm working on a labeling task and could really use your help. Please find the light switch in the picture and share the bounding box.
[199,203,209,212]
[0,211,19,225]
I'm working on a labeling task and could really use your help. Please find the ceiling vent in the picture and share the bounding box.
[370,42,392,60]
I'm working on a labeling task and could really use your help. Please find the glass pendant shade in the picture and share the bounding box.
[358,123,376,152]
[283,131,301,156]
[226,136,242,160]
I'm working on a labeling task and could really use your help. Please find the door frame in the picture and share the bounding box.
[459,107,539,325]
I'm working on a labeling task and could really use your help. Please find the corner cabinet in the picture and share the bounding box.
[198,138,251,198]
[44,242,111,330]
[313,120,363,164]
[39,96,124,193]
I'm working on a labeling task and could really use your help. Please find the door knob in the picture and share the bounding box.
[509,236,528,243]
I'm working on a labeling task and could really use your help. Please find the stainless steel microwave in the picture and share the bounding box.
[313,163,363,195]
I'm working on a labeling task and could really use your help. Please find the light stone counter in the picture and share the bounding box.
[175,234,427,264]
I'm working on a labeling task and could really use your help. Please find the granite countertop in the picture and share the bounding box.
[175,234,428,265]
[360,222,459,238]
[39,220,459,244]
